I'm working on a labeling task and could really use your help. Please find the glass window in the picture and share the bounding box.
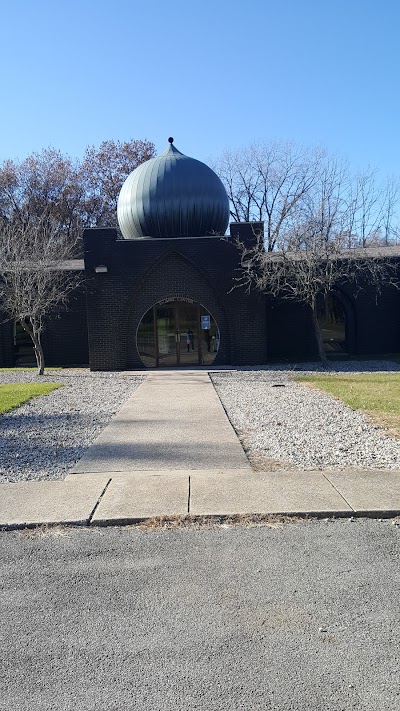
[317,294,346,353]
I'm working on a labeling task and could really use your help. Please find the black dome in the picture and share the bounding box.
[117,141,230,239]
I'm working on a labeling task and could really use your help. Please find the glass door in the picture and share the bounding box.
[155,304,178,367]
[177,302,201,366]
[156,302,201,366]
[137,300,220,367]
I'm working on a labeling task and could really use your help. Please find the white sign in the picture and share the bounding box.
[201,315,211,329]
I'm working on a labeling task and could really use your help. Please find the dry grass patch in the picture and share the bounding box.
[247,451,297,472]
[129,513,305,531]
[18,524,73,539]
[297,373,400,437]
[236,428,295,471]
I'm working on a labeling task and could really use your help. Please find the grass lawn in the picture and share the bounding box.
[0,383,61,415]
[296,373,400,436]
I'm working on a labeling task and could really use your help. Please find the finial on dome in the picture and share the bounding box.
[117,140,230,239]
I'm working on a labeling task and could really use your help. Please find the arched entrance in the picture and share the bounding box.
[137,298,219,367]
[317,292,347,354]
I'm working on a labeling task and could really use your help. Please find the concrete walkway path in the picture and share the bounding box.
[2,370,400,529]
[72,371,251,473]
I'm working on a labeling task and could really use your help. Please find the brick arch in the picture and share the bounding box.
[125,250,231,367]
[328,287,357,355]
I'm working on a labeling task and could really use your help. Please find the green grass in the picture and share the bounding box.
[296,373,400,434]
[0,383,61,414]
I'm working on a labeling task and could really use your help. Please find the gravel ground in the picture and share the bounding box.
[211,361,400,471]
[0,370,143,483]
[3,361,400,482]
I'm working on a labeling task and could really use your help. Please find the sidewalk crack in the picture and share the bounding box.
[187,475,191,514]
[88,478,112,524]
[322,473,355,512]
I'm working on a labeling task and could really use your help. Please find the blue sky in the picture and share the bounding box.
[1,0,399,176]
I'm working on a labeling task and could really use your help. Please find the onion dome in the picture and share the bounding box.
[117,138,230,239]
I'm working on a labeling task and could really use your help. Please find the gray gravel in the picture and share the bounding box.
[0,370,143,483]
[211,361,400,471]
[3,361,400,482]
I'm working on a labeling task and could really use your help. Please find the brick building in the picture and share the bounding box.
[1,139,399,369]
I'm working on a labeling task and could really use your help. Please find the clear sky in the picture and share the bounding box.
[1,0,399,176]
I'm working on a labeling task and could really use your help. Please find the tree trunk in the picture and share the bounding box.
[310,302,329,368]
[33,332,45,376]
[21,320,45,375]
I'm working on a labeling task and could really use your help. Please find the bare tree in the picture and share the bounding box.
[340,167,385,248]
[80,139,156,227]
[0,138,155,374]
[212,141,325,251]
[381,175,400,245]
[0,149,83,238]
[216,140,400,363]
[0,218,81,375]
[213,141,400,252]
[0,139,156,248]
[236,229,399,367]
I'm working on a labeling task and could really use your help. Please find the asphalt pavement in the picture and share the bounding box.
[1,518,400,710]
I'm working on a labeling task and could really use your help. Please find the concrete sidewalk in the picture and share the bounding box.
[72,371,251,473]
[2,468,400,529]
[2,371,400,529]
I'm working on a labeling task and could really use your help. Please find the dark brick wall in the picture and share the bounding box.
[0,284,88,368]
[42,286,89,366]
[229,222,264,248]
[0,319,15,366]
[266,300,317,360]
[266,282,400,360]
[83,228,400,368]
[353,283,400,354]
[0,227,398,369]
[84,229,267,370]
